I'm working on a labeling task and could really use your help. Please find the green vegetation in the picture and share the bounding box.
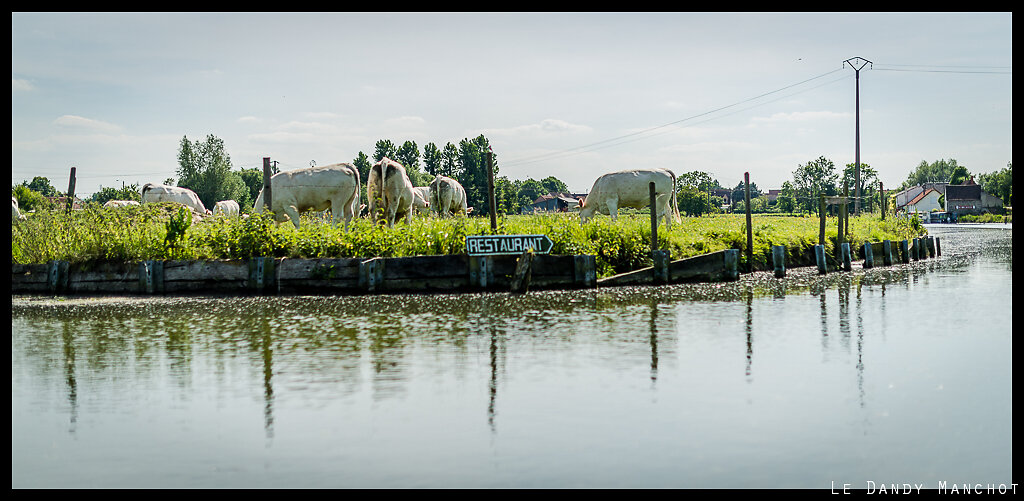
[12,203,924,279]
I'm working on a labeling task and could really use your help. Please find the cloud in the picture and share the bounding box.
[53,115,121,133]
[750,110,849,124]
[485,118,593,136]
[12,78,33,92]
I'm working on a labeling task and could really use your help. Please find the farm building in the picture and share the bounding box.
[899,188,943,216]
[944,177,1004,216]
[531,192,585,212]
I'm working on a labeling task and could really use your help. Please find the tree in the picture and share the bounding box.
[25,176,61,197]
[441,142,459,179]
[949,165,971,185]
[395,141,420,172]
[978,162,1012,206]
[774,181,797,213]
[540,176,568,194]
[902,159,963,188]
[373,139,397,162]
[90,183,142,205]
[842,162,878,211]
[456,135,495,214]
[423,143,442,178]
[11,184,53,212]
[176,134,247,211]
[238,168,265,213]
[516,178,546,212]
[792,156,839,213]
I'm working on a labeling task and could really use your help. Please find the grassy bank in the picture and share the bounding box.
[12,203,925,279]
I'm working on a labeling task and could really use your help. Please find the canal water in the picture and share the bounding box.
[11,225,1012,489]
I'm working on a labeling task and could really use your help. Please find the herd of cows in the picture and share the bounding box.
[12,158,683,230]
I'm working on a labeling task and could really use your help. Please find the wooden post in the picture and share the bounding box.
[838,185,847,247]
[935,237,941,257]
[510,248,534,294]
[818,194,826,245]
[862,241,874,269]
[841,242,852,271]
[486,148,496,231]
[744,172,752,272]
[262,157,273,212]
[880,182,885,221]
[772,245,786,278]
[815,244,827,274]
[900,240,910,264]
[65,167,77,214]
[649,182,658,252]
[882,240,893,266]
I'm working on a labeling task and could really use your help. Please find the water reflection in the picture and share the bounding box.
[11,226,1012,488]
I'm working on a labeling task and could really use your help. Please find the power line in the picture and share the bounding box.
[503,67,847,169]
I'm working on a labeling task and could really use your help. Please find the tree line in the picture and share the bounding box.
[12,134,1012,218]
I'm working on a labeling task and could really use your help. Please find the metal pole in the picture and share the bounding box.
[262,157,273,212]
[650,182,657,252]
[844,57,871,216]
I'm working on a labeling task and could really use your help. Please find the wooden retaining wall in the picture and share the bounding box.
[11,236,933,297]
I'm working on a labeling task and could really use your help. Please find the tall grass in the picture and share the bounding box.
[12,204,924,278]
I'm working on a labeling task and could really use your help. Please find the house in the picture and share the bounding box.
[892,182,948,209]
[531,192,584,212]
[900,188,944,215]
[45,196,84,210]
[945,177,1003,216]
[764,189,781,202]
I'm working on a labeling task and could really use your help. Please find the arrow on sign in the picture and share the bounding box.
[466,234,553,256]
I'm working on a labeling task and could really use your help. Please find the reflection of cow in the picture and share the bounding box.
[579,168,681,228]
[253,163,360,230]
[141,183,208,214]
[103,200,141,208]
[368,157,415,227]
[412,187,431,215]
[428,175,469,217]
[212,200,240,217]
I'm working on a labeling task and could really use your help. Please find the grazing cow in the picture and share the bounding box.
[141,183,208,214]
[103,200,141,208]
[12,197,25,221]
[579,168,681,228]
[212,199,240,217]
[368,157,415,227]
[412,187,431,215]
[253,162,360,230]
[428,175,469,217]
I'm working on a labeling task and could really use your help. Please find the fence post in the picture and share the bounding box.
[815,244,827,274]
[819,195,826,245]
[65,167,77,214]
[882,240,893,266]
[649,182,658,252]
[486,148,496,231]
[841,242,852,271]
[262,157,273,212]
[744,172,752,272]
[862,241,874,269]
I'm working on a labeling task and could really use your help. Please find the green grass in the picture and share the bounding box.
[12,203,925,279]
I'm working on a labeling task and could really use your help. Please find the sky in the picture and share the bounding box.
[11,12,1012,200]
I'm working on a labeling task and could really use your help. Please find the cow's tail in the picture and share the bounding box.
[351,164,361,217]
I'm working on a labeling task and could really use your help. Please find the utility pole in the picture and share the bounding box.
[844,57,871,216]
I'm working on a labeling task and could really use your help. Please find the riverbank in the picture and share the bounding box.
[11,204,924,279]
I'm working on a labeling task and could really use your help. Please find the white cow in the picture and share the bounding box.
[141,183,208,214]
[103,200,141,208]
[253,162,360,230]
[212,199,240,217]
[579,168,681,228]
[12,197,25,221]
[368,157,415,227]
[412,187,431,215]
[428,175,469,217]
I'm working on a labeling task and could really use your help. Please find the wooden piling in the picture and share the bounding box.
[262,157,273,212]
[862,241,874,269]
[510,249,534,294]
[841,242,852,271]
[882,240,893,266]
[815,244,827,274]
[772,245,786,278]
[65,167,77,215]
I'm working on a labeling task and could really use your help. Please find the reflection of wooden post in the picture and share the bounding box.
[744,172,752,272]
[65,167,77,214]
[511,249,534,294]
[262,157,273,212]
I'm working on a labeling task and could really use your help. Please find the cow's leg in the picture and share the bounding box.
[606,198,618,223]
